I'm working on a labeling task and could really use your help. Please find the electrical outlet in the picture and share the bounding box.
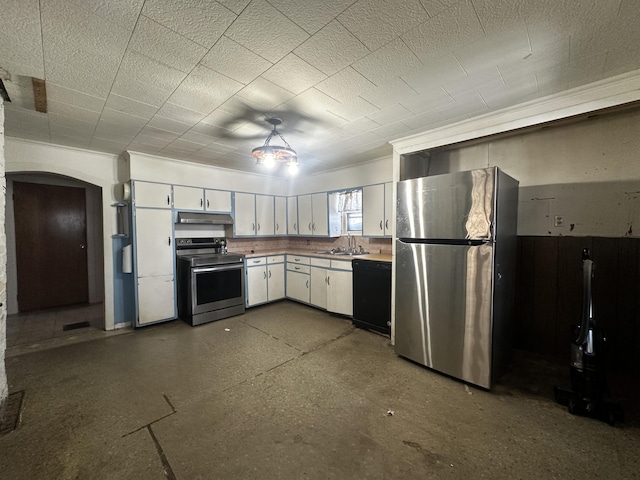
[554,215,564,227]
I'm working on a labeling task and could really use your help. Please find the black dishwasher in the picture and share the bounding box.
[352,259,391,335]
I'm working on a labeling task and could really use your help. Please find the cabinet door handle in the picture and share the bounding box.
[385,219,388,230]
[308,222,312,231]
[306,280,309,289]
[327,276,330,286]
[276,223,279,232]
[200,198,203,207]
[257,223,261,231]
[264,271,267,279]
[325,276,328,284]
[380,220,383,230]
[252,223,255,232]
[312,222,316,231]
[295,266,300,270]
[166,195,170,205]
[207,199,210,209]
[268,270,271,278]
[168,237,171,246]
[294,222,297,231]
[252,260,261,264]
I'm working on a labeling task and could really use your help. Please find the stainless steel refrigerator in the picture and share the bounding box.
[395,167,519,389]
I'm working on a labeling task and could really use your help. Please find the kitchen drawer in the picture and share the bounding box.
[331,259,352,271]
[311,258,330,268]
[287,255,310,265]
[247,257,266,266]
[267,255,285,264]
[287,263,310,275]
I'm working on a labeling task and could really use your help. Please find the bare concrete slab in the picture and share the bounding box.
[1,302,638,479]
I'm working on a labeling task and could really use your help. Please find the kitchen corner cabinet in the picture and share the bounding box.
[363,182,393,237]
[297,193,328,236]
[246,256,285,307]
[287,196,298,235]
[274,196,287,236]
[132,181,172,208]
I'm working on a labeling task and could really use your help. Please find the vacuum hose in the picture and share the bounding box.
[574,250,594,346]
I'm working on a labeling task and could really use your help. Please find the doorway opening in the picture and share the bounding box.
[6,173,105,347]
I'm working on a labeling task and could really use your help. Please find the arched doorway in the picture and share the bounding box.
[5,173,105,348]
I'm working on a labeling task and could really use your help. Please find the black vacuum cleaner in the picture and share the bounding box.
[554,249,624,425]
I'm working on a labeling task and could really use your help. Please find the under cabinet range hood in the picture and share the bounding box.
[176,212,234,225]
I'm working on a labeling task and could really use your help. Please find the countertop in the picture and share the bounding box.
[239,250,392,263]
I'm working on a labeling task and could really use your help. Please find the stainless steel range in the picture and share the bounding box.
[176,237,245,326]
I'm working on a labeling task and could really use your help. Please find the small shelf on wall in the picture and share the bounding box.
[112,202,129,238]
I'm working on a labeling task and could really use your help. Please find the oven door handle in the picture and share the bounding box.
[192,264,243,274]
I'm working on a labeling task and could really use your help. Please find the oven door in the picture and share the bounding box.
[190,263,245,315]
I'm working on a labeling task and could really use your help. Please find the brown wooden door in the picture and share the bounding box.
[13,181,89,311]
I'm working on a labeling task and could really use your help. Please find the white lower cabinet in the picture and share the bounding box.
[246,259,268,307]
[310,258,330,309]
[133,207,175,326]
[326,266,353,316]
[286,255,310,303]
[267,259,285,301]
[246,256,285,307]
[286,269,310,303]
[137,275,175,325]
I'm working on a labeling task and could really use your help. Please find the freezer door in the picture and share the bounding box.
[396,168,495,241]
[394,240,494,388]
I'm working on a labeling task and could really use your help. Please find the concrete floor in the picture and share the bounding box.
[1,301,638,479]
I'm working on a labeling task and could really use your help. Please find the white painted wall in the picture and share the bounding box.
[126,151,288,196]
[0,99,7,410]
[428,107,640,236]
[288,156,393,195]
[5,139,119,329]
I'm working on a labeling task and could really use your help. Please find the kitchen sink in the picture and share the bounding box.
[314,250,369,256]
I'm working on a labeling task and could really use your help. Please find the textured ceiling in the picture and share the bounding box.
[1,0,639,176]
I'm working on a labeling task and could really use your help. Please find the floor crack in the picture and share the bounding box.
[122,393,177,438]
[148,424,177,480]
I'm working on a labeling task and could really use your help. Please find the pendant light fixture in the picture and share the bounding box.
[252,118,299,175]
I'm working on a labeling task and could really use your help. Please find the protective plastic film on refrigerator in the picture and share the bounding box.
[394,167,519,389]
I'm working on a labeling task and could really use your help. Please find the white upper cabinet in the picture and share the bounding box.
[363,183,393,237]
[274,196,287,236]
[384,182,393,236]
[296,193,329,236]
[234,192,256,236]
[255,194,275,236]
[205,189,232,212]
[173,185,204,210]
[297,194,313,236]
[287,196,298,235]
[311,192,328,236]
[133,181,172,209]
[363,184,385,236]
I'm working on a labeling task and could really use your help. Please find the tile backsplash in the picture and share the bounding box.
[227,236,392,255]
